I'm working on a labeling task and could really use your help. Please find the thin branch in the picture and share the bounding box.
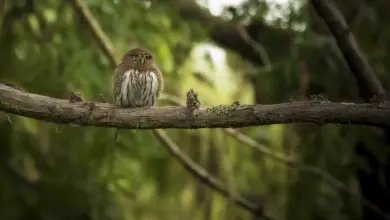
[310,0,386,101]
[236,24,272,71]
[152,129,272,220]
[69,0,117,68]
[1,84,390,129]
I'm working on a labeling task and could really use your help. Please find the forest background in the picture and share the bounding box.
[0,0,389,220]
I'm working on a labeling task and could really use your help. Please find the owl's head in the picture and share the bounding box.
[123,48,155,70]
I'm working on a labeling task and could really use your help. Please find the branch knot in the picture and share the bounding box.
[186,89,201,110]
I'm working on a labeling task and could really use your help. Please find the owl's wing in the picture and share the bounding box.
[113,65,124,106]
[152,67,164,98]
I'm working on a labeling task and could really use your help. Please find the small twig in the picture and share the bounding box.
[224,128,295,165]
[4,112,12,124]
[186,89,202,110]
[236,24,272,72]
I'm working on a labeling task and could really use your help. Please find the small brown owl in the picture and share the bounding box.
[113,48,164,142]
[113,48,164,108]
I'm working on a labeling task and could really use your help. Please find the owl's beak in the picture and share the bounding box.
[140,55,147,66]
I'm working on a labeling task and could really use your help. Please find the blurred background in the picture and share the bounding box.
[0,0,390,220]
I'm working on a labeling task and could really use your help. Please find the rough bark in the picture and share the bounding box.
[1,84,390,130]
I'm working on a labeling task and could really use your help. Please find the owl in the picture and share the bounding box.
[113,48,164,142]
[113,48,164,108]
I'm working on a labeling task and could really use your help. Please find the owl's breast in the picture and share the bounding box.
[118,69,158,107]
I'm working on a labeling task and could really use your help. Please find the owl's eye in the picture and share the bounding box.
[145,55,152,60]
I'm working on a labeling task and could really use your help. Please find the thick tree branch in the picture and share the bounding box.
[1,84,390,129]
[310,0,386,101]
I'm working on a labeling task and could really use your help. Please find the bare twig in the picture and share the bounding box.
[310,0,386,101]
[236,24,272,71]
[4,112,12,124]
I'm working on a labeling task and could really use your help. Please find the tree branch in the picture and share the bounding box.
[69,0,118,68]
[310,0,386,101]
[152,129,271,219]
[1,83,390,129]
